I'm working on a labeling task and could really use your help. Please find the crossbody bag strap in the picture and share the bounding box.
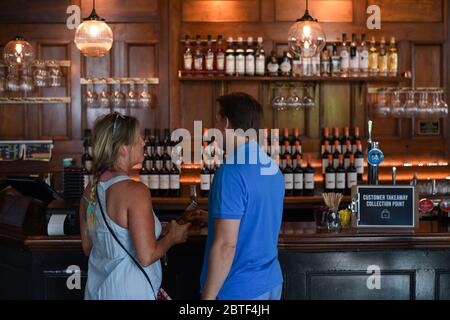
[96,187,157,300]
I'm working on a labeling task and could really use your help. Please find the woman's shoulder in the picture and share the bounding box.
[114,179,151,199]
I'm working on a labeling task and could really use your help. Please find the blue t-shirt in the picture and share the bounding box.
[199,141,284,300]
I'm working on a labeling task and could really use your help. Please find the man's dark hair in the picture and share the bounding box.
[217,92,263,131]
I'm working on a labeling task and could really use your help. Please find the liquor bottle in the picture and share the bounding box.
[344,140,352,169]
[226,37,235,76]
[235,37,245,76]
[331,43,341,77]
[292,53,302,77]
[255,37,265,76]
[321,46,331,77]
[304,154,315,196]
[267,51,279,76]
[388,36,398,77]
[333,141,341,169]
[169,164,181,197]
[322,140,330,175]
[359,33,369,77]
[140,160,150,188]
[144,148,152,172]
[245,37,255,76]
[194,35,204,73]
[378,37,388,77]
[159,160,170,197]
[335,154,346,194]
[293,155,304,196]
[340,34,350,77]
[346,154,358,195]
[281,128,291,154]
[350,33,359,77]
[354,140,364,182]
[200,162,211,197]
[205,35,215,73]
[183,34,193,74]
[321,127,331,154]
[279,51,292,77]
[369,36,378,77]
[325,154,336,193]
[332,128,341,153]
[149,159,160,197]
[352,127,362,154]
[283,155,294,197]
[312,52,321,76]
[302,55,312,76]
[216,35,225,75]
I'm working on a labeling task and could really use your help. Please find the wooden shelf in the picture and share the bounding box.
[80,77,159,85]
[179,75,405,83]
[0,97,71,104]
[0,60,71,67]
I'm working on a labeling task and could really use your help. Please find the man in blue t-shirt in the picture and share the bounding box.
[200,92,284,300]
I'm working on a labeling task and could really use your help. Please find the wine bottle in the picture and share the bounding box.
[169,164,181,197]
[333,140,341,169]
[335,154,346,194]
[322,141,330,175]
[293,155,304,196]
[346,154,358,195]
[245,37,255,76]
[140,160,150,188]
[344,140,352,170]
[215,35,225,75]
[321,127,331,154]
[304,154,315,196]
[159,160,170,197]
[325,154,336,193]
[354,141,364,182]
[225,37,235,76]
[283,155,294,197]
[200,162,210,197]
[149,159,160,197]
[352,126,361,154]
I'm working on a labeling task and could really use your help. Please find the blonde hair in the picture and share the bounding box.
[92,113,140,182]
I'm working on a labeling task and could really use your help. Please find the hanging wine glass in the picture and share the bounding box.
[126,81,138,108]
[417,92,431,119]
[272,89,287,111]
[374,91,390,118]
[85,80,98,109]
[33,60,48,87]
[111,82,126,111]
[138,81,152,109]
[389,91,404,118]
[6,65,20,92]
[286,88,302,110]
[99,81,110,109]
[19,65,34,93]
[404,90,418,118]
[438,92,448,118]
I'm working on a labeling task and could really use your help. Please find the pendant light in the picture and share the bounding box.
[3,36,34,66]
[288,0,326,58]
[74,0,113,57]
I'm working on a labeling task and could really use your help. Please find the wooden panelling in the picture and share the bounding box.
[0,105,27,139]
[182,0,261,22]
[181,83,214,132]
[368,0,443,22]
[37,42,71,140]
[127,43,158,78]
[413,44,443,88]
[81,0,159,22]
[0,0,74,24]
[322,84,351,130]
[275,0,353,22]
[436,271,450,300]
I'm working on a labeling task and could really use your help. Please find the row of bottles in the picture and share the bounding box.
[182,34,398,78]
[182,34,266,76]
[82,129,94,189]
[140,128,183,197]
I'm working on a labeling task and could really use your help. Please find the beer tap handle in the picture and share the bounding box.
[392,167,397,185]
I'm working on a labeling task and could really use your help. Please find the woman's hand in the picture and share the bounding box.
[167,220,191,245]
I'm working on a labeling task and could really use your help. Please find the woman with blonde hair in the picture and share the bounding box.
[79,112,190,300]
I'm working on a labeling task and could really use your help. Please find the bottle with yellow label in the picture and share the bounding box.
[368,36,378,77]
[378,37,388,77]
[388,37,398,77]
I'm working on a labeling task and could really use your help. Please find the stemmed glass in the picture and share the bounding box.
[389,91,404,118]
[374,91,390,118]
[437,92,448,118]
[85,80,98,109]
[417,92,431,119]
[99,80,110,109]
[7,65,20,92]
[272,89,287,111]
[126,82,138,108]
[286,88,302,111]
[19,65,34,93]
[403,90,418,118]
[139,82,152,109]
[111,82,126,111]
[302,89,315,109]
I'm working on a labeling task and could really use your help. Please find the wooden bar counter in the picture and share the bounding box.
[1,218,450,300]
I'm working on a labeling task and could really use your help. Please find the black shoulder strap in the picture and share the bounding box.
[96,187,157,300]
